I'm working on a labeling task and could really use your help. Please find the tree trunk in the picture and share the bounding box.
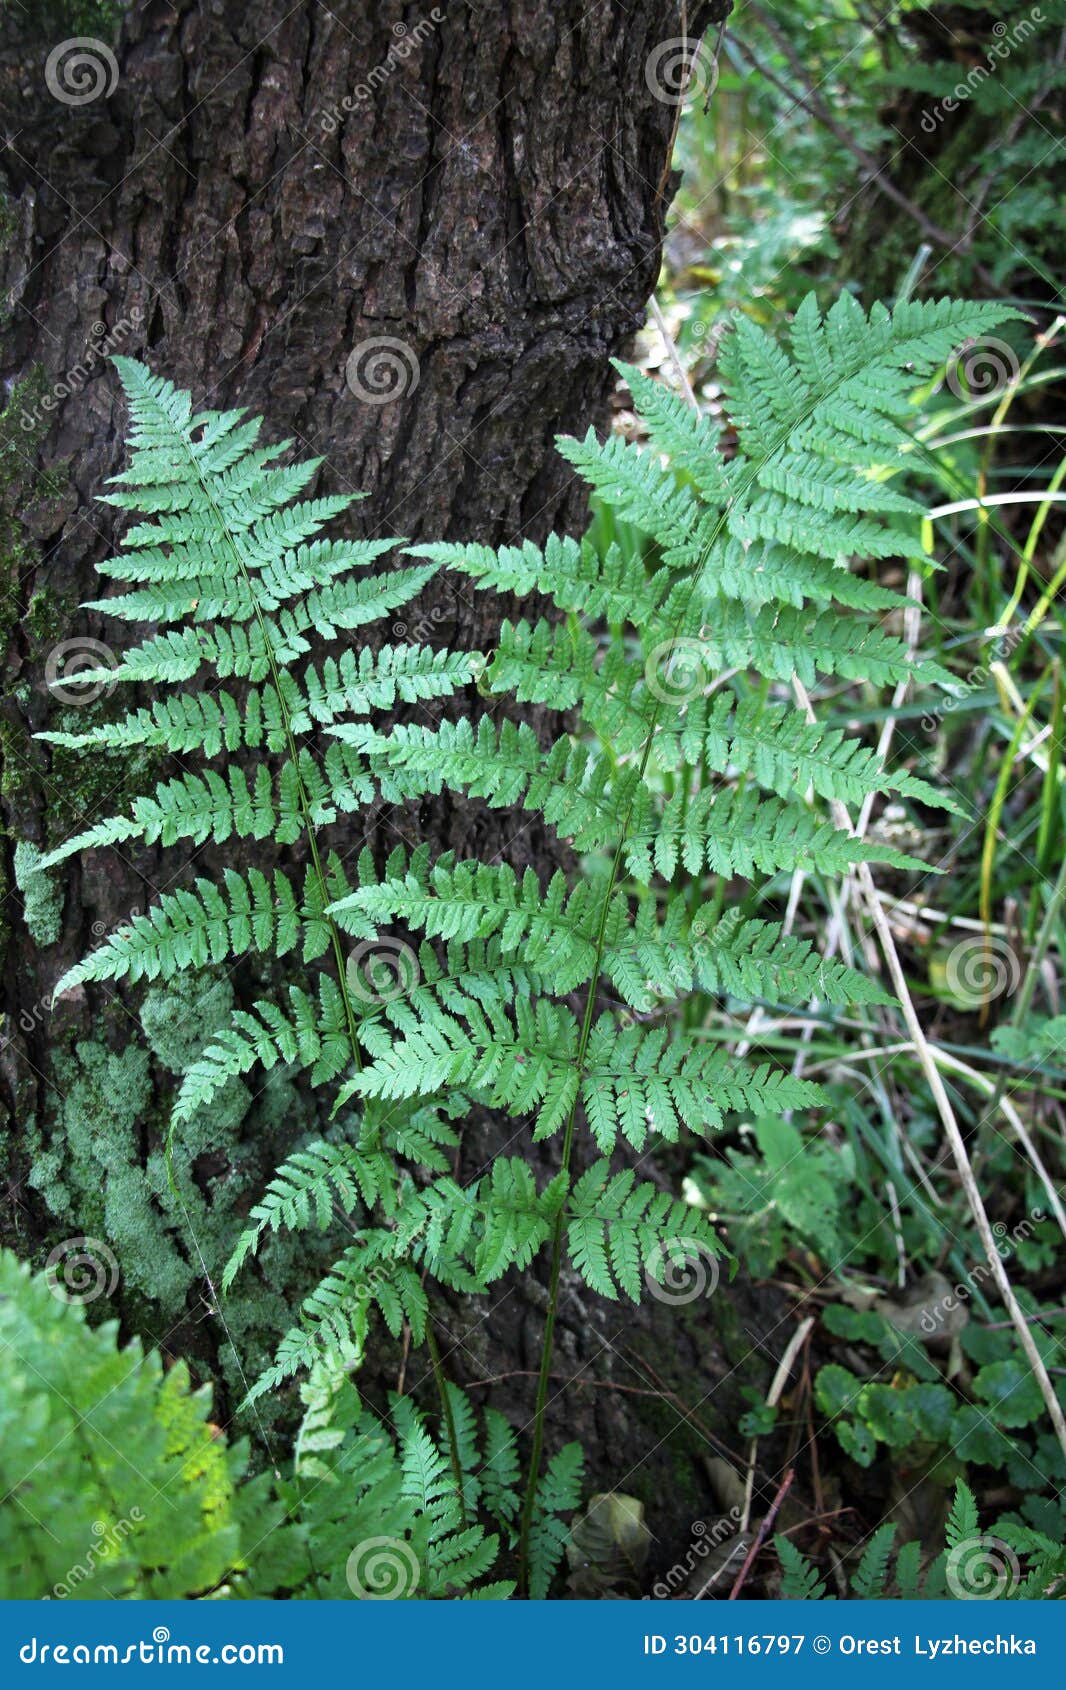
[0,0,781,1575]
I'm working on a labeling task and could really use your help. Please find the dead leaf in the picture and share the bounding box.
[566,1492,651,1596]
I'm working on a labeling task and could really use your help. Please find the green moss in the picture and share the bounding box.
[12,842,63,947]
[141,973,236,1076]
[0,0,122,39]
[23,589,65,648]
[0,721,41,825]
[0,696,163,842]
[45,724,161,841]
[27,979,339,1422]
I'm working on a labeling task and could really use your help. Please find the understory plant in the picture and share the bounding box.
[35,293,1015,1594]
[775,1478,1066,1600]
[9,1246,1058,1599]
[0,1247,520,1599]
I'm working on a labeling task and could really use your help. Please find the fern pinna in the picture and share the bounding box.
[38,294,1010,1593]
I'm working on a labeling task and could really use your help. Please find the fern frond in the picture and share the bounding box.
[946,1478,981,1549]
[222,1137,394,1291]
[42,766,280,870]
[51,866,318,997]
[480,1410,522,1530]
[35,297,1018,1440]
[330,851,603,994]
[246,1245,430,1401]
[695,536,912,612]
[614,363,728,502]
[605,904,892,1014]
[652,598,948,690]
[174,976,351,1124]
[558,428,716,571]
[579,1019,823,1151]
[567,1161,724,1301]
[624,782,925,885]
[408,532,669,627]
[337,718,632,852]
[301,645,482,723]
[720,294,1018,460]
[347,995,581,1134]
[696,693,958,812]
[527,1442,584,1600]
[850,1523,898,1598]
[775,1533,828,1600]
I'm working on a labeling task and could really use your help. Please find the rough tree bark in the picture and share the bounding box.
[0,0,782,1572]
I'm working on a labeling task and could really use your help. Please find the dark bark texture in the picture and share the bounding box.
[0,0,785,1574]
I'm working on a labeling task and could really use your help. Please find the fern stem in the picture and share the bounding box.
[425,1321,467,1528]
[515,1205,567,1591]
